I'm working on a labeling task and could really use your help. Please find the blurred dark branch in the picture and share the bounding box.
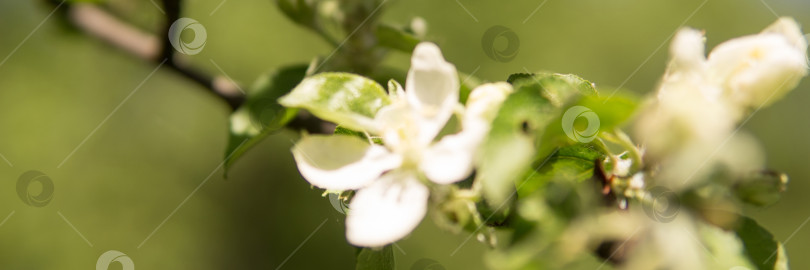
[159,0,181,61]
[58,2,331,134]
[66,3,244,110]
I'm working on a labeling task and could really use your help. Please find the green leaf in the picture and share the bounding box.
[517,144,604,198]
[735,215,788,270]
[575,92,638,131]
[697,220,758,269]
[279,72,391,132]
[375,24,422,53]
[508,72,597,107]
[334,125,365,138]
[478,72,596,206]
[734,170,789,207]
[224,65,308,174]
[478,87,553,207]
[334,125,382,145]
[276,0,317,27]
[536,92,637,155]
[355,246,394,270]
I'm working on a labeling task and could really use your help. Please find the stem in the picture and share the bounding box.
[159,0,181,61]
[67,3,244,110]
[601,129,643,173]
[59,2,332,133]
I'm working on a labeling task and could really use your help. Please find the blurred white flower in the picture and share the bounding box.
[659,17,808,114]
[636,18,806,188]
[291,42,511,247]
[709,18,808,112]
[623,214,705,270]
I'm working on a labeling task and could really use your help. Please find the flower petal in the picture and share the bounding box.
[668,28,708,73]
[291,135,401,191]
[464,82,513,125]
[421,132,478,184]
[420,83,513,184]
[761,17,807,51]
[405,42,460,144]
[375,100,420,152]
[707,31,807,109]
[346,171,428,247]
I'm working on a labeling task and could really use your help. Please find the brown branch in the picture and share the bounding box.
[62,2,330,133]
[159,0,181,61]
[67,3,245,110]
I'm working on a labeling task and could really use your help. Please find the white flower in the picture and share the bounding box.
[623,215,705,270]
[708,17,808,111]
[635,18,807,188]
[659,17,807,118]
[639,18,807,153]
[290,42,511,247]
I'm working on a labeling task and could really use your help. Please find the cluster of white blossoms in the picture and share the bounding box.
[282,18,808,263]
[635,17,808,188]
[289,43,512,247]
[628,18,807,270]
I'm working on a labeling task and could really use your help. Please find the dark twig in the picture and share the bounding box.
[159,0,181,61]
[66,3,245,110]
[59,2,330,133]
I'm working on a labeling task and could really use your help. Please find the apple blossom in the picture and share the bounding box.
[287,42,511,247]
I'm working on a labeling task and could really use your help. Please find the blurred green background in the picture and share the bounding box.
[1,0,809,269]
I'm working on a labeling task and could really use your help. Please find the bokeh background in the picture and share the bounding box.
[1,0,809,269]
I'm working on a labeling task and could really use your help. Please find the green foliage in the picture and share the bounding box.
[20,0,806,269]
[334,125,365,138]
[506,72,597,107]
[276,0,318,27]
[697,220,758,269]
[517,143,604,198]
[735,216,789,270]
[279,72,391,132]
[487,183,599,269]
[375,24,422,53]
[355,246,395,270]
[734,171,789,207]
[576,93,638,131]
[334,125,382,144]
[224,65,309,174]
[478,72,599,207]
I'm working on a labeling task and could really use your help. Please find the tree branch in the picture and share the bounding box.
[61,2,331,133]
[159,0,181,61]
[67,3,245,110]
